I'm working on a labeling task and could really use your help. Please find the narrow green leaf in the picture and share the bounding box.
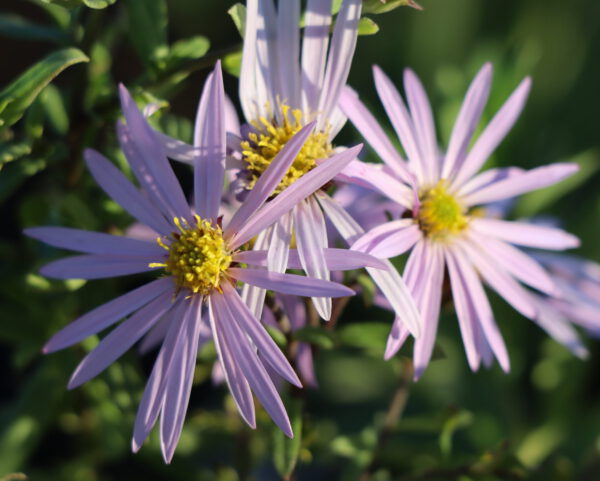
[362,0,424,14]
[82,0,117,8]
[293,326,335,349]
[125,0,168,68]
[273,398,303,478]
[228,3,246,38]
[439,409,473,458]
[0,142,32,168]
[0,13,70,44]
[163,36,210,73]
[0,47,88,128]
[358,17,380,36]
[265,325,288,350]
[40,84,69,135]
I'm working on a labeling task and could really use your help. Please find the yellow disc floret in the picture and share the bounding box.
[241,104,333,195]
[150,216,232,295]
[418,180,468,239]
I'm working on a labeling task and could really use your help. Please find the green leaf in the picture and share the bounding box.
[293,326,335,349]
[228,3,246,38]
[265,325,288,350]
[273,398,303,478]
[0,13,70,44]
[357,17,380,36]
[125,0,168,68]
[338,322,390,354]
[163,36,210,73]
[362,0,424,14]
[0,158,46,203]
[40,0,117,8]
[82,0,117,8]
[40,84,69,135]
[0,47,88,129]
[357,273,376,305]
[515,150,600,217]
[0,142,32,169]
[223,51,242,78]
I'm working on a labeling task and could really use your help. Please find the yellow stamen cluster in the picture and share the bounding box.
[418,181,468,239]
[241,104,333,195]
[150,216,232,295]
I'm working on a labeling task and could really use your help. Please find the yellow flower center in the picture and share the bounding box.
[418,181,468,239]
[241,104,333,195]
[150,216,232,295]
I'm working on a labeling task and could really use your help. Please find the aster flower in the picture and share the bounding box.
[25,63,380,462]
[339,63,581,377]
[529,251,600,357]
[219,0,422,338]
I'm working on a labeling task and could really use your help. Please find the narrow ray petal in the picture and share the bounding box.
[194,62,226,220]
[25,227,163,256]
[40,254,159,280]
[470,218,580,250]
[294,198,332,319]
[351,220,421,258]
[68,291,173,389]
[229,268,354,298]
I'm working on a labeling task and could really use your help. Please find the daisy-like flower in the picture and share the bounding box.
[25,63,379,462]
[339,63,581,378]
[224,0,422,338]
[530,251,600,357]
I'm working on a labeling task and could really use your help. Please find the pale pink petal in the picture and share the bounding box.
[240,0,267,120]
[240,226,271,321]
[384,318,410,360]
[451,77,531,189]
[462,163,578,206]
[336,159,413,208]
[230,268,354,298]
[458,238,537,319]
[470,218,580,250]
[403,69,438,183]
[277,0,301,108]
[373,65,424,182]
[338,86,411,181]
[468,231,558,296]
[294,198,332,319]
[449,245,510,372]
[317,0,361,127]
[301,0,332,113]
[351,219,421,259]
[445,248,482,370]
[316,191,422,337]
[456,166,523,198]
[441,63,493,179]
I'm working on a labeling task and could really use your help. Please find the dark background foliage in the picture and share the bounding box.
[1,0,600,480]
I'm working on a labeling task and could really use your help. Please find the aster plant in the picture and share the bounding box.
[24,62,385,462]
[339,63,581,378]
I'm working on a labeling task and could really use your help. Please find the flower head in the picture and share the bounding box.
[340,63,581,378]
[25,62,370,463]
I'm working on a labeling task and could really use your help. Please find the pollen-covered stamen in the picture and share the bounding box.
[417,180,468,239]
[241,104,333,195]
[151,216,232,294]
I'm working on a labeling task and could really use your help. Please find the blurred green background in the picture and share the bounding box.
[1,0,600,480]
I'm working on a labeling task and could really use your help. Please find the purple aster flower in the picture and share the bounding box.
[339,63,581,378]
[25,62,378,462]
[218,0,422,339]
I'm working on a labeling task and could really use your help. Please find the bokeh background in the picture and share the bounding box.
[1,0,600,480]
